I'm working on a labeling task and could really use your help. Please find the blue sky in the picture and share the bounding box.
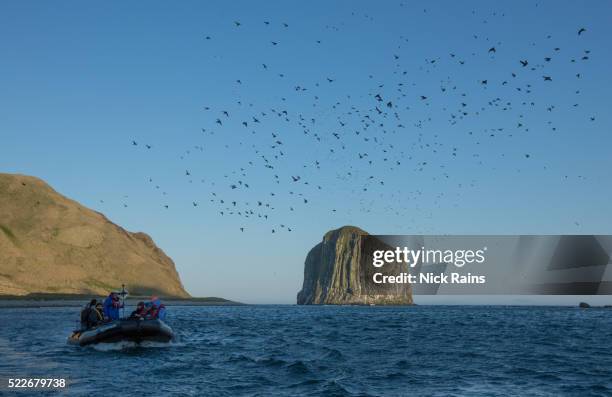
[1,1,611,303]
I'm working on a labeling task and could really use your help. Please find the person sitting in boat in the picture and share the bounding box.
[78,300,104,330]
[80,299,97,329]
[145,296,166,320]
[103,292,123,321]
[129,301,147,319]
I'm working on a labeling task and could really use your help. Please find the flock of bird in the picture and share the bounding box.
[125,6,596,235]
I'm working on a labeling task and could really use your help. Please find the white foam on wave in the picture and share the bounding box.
[88,339,184,351]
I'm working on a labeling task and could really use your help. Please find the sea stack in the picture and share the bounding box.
[297,226,413,305]
[0,173,189,297]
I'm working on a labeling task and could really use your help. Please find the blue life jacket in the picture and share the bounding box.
[103,296,121,320]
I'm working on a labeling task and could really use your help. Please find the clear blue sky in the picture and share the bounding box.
[1,1,611,303]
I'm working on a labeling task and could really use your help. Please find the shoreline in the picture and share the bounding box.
[1,294,610,309]
[0,293,244,308]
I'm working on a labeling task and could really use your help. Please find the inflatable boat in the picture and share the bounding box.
[68,318,174,346]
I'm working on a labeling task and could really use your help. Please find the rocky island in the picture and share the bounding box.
[0,173,189,298]
[297,226,413,305]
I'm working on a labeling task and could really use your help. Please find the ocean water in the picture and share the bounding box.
[1,305,611,396]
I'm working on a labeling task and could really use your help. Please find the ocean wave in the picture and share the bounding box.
[286,360,311,375]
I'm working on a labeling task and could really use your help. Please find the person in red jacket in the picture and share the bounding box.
[129,301,147,319]
[145,296,167,320]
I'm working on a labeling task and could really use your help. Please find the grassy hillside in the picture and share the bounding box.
[0,173,190,298]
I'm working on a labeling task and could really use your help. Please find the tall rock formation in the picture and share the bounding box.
[297,226,413,305]
[0,173,189,297]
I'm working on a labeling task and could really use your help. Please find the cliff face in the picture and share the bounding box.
[297,226,413,305]
[0,173,190,298]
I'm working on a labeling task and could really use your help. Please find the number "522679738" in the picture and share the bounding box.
[7,378,66,388]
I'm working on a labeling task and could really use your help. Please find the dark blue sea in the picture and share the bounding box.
[1,305,611,396]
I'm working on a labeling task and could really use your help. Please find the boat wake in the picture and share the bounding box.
[88,339,184,351]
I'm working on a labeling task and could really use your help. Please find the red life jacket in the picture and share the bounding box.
[148,303,165,319]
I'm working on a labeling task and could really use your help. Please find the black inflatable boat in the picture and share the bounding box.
[68,318,174,346]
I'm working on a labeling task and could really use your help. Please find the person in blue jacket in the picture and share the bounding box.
[103,292,123,320]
